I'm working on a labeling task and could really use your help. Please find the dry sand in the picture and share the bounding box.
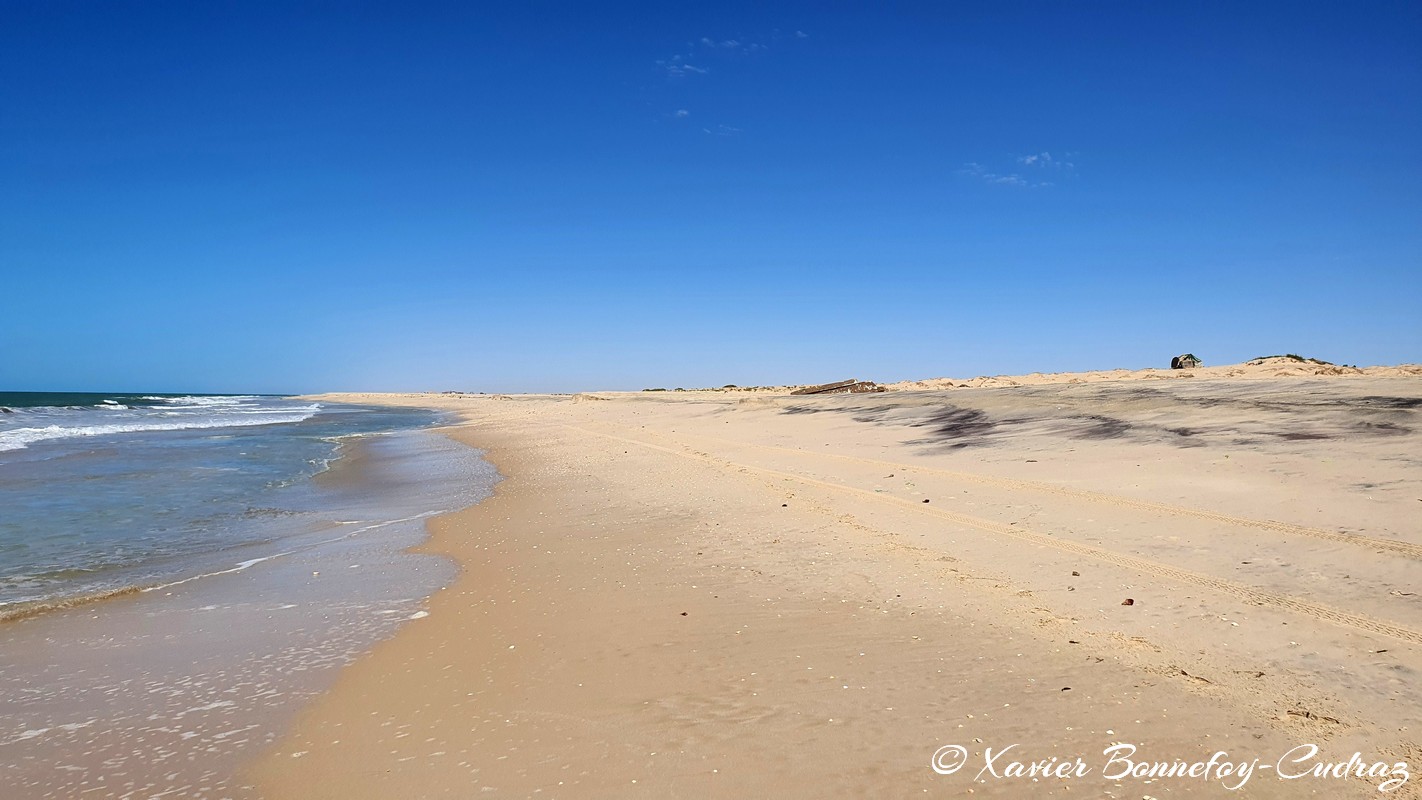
[249,364,1422,798]
[885,356,1422,391]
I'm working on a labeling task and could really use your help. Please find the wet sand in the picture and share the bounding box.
[0,430,492,799]
[251,371,1421,798]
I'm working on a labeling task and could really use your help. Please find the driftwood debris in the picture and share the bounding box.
[791,379,885,396]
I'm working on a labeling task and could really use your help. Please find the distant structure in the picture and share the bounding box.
[1170,353,1202,369]
[790,378,885,395]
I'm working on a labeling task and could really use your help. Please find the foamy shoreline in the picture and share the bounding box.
[250,364,1421,798]
[0,426,497,799]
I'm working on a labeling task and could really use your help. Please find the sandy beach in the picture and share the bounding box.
[243,361,1421,798]
[10,2,1419,796]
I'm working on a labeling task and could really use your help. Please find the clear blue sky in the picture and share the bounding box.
[2,1,1418,393]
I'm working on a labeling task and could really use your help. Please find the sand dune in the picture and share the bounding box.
[887,357,1422,391]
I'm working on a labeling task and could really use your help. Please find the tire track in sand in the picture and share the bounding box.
[571,424,1422,646]
[661,429,1422,561]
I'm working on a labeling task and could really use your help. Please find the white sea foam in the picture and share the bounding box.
[142,554,292,593]
[158,395,261,407]
[0,398,320,452]
[130,511,446,598]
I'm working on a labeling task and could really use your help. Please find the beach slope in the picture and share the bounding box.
[251,368,1422,797]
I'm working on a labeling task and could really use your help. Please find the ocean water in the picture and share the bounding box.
[0,393,499,798]
[0,392,490,618]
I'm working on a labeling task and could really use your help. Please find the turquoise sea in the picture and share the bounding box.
[0,392,499,797]
[0,392,492,618]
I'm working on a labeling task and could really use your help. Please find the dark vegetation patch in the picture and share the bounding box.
[781,404,828,415]
[851,408,892,423]
[1072,415,1132,440]
[901,406,1020,449]
[911,407,997,440]
[1249,354,1335,365]
[1357,396,1422,410]
[780,403,896,423]
[1353,421,1412,436]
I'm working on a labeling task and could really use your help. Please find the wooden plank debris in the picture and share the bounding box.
[791,379,885,396]
[846,382,886,393]
[791,379,858,395]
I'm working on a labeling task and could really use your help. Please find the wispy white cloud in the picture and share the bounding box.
[959,162,1047,188]
[1016,151,1075,170]
[659,30,783,75]
[653,31,807,130]
[702,37,744,49]
[697,36,768,53]
[960,152,1075,188]
[657,58,709,78]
